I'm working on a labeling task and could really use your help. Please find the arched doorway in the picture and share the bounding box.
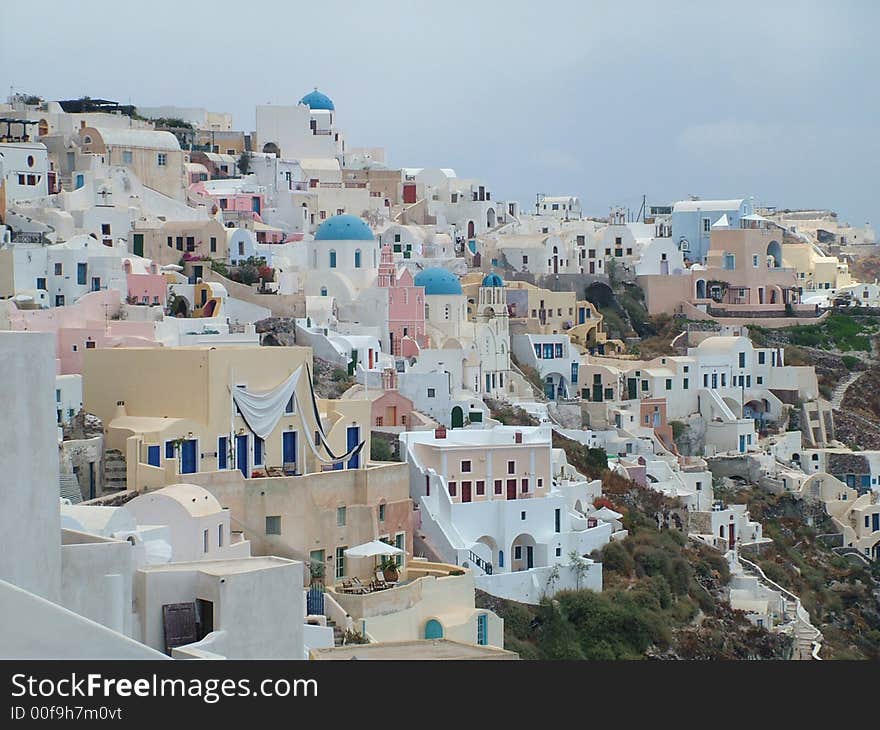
[424,619,444,639]
[766,240,782,268]
[695,279,707,299]
[511,534,537,571]
[451,406,464,429]
[487,208,496,228]
[467,220,475,239]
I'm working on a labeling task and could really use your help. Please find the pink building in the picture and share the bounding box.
[188,181,265,218]
[123,258,167,307]
[378,244,426,356]
[5,290,158,374]
[371,369,414,428]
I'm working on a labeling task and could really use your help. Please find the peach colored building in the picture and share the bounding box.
[639,221,817,318]
[370,369,414,428]
[2,289,157,374]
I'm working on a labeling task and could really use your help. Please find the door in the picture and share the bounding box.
[544,377,555,400]
[236,434,248,477]
[712,373,718,389]
[218,437,228,470]
[627,378,637,399]
[162,603,197,655]
[739,434,746,453]
[526,546,534,570]
[282,431,297,470]
[385,406,397,426]
[133,233,144,257]
[728,523,736,549]
[507,479,517,500]
[477,613,488,645]
[467,221,475,239]
[403,183,417,204]
[181,439,197,474]
[346,426,360,469]
[424,619,444,640]
[451,406,463,429]
[252,196,261,214]
[88,462,95,500]
[195,599,214,641]
[461,481,472,503]
[147,445,160,467]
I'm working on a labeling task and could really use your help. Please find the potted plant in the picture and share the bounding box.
[309,560,325,587]
[380,557,400,583]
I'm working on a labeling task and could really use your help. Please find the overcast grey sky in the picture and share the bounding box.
[2,0,878,226]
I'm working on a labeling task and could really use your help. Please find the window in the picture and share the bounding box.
[254,436,264,465]
[683,378,689,390]
[514,546,522,560]
[284,394,294,415]
[665,378,672,390]
[476,480,485,496]
[738,352,746,368]
[210,236,217,253]
[354,249,362,268]
[335,546,346,579]
[85,340,95,349]
[165,441,175,459]
[265,516,281,535]
[427,388,436,398]
[702,217,711,233]
[378,503,386,522]
[186,236,195,252]
[724,253,735,270]
[758,351,766,365]
[329,249,337,268]
[54,262,63,276]
[555,508,561,533]
[36,277,46,290]
[337,506,346,526]
[176,236,183,251]
[76,262,87,285]
[521,479,529,494]
[507,460,515,475]
[494,479,502,495]
[167,236,173,248]
[203,529,209,554]
[448,481,457,497]
[753,254,759,268]
[461,460,472,473]
[157,153,167,166]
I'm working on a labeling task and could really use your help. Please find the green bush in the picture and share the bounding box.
[601,540,635,576]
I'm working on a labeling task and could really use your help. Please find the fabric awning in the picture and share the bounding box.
[231,367,302,440]
[344,540,405,558]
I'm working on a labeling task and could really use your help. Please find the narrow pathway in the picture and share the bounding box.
[830,370,861,410]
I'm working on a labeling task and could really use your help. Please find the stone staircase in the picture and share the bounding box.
[103,449,127,492]
[326,619,345,647]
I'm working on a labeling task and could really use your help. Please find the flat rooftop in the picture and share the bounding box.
[309,639,519,660]
[139,556,296,576]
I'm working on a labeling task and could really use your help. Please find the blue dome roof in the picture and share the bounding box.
[482,273,504,287]
[314,215,373,242]
[299,89,335,111]
[414,268,463,296]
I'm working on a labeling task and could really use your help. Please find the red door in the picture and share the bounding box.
[403,184,417,204]
[728,522,736,548]
[506,479,516,500]
[467,221,475,239]
[461,481,472,503]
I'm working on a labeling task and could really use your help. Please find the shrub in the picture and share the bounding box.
[601,540,635,577]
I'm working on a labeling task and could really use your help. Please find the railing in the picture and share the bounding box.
[9,231,48,244]
[466,550,493,575]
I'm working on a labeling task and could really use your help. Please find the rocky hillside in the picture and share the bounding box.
[476,475,792,660]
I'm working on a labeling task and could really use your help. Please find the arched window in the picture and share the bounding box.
[354,249,362,268]
[329,249,337,268]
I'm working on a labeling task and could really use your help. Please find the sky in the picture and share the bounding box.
[2,0,878,227]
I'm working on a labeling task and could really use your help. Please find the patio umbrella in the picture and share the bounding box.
[344,540,404,558]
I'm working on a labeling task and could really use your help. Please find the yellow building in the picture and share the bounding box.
[82,345,414,584]
[781,241,851,292]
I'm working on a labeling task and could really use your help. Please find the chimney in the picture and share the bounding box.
[114,400,127,420]
[434,426,447,440]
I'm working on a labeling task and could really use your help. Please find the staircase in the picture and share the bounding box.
[103,449,127,492]
[702,388,737,422]
[326,619,345,647]
[830,371,861,410]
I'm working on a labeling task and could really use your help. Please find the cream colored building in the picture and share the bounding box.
[81,345,414,584]
[78,127,187,201]
[328,561,503,646]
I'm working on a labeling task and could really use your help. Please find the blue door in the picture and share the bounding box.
[218,437,228,470]
[252,196,261,214]
[347,426,360,469]
[424,619,444,640]
[236,434,248,477]
[147,445,160,467]
[283,431,297,469]
[181,439,197,474]
[739,435,746,453]
[476,613,488,645]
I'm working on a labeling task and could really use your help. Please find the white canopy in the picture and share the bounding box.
[344,540,404,558]
[231,367,303,440]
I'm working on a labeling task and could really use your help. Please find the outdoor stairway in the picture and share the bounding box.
[326,619,345,647]
[103,449,127,491]
[830,371,861,410]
